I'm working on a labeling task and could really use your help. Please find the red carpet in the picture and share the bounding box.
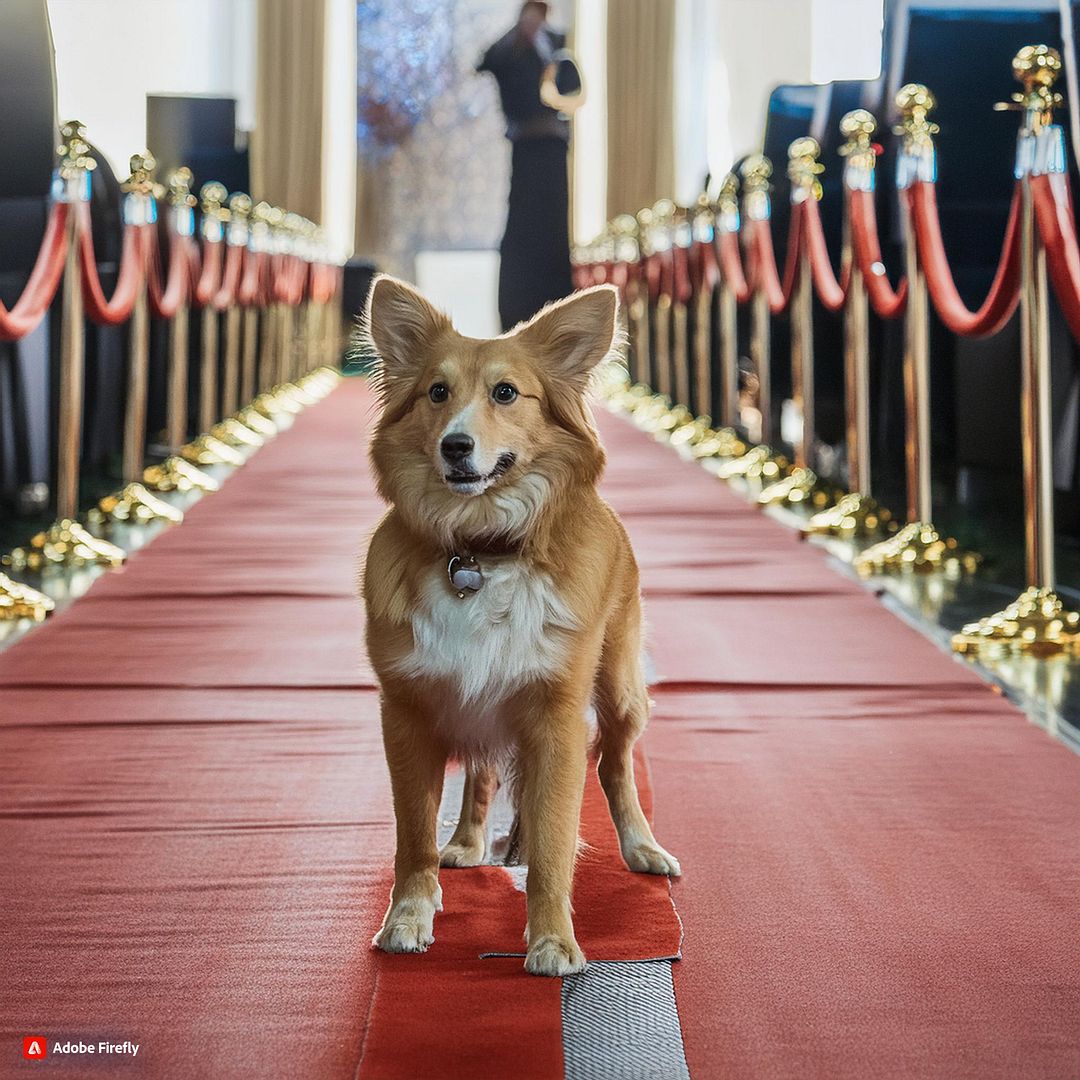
[2,377,1079,1078]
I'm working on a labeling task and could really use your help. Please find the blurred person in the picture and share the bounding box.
[478,1,576,331]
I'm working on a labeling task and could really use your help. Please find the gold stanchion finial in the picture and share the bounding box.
[57,120,97,178]
[167,167,197,208]
[122,152,163,198]
[895,84,938,129]
[839,109,876,146]
[786,136,824,200]
[200,181,229,218]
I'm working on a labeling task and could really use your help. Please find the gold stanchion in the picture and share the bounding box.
[855,85,974,577]
[6,121,125,571]
[954,46,1080,654]
[718,156,787,483]
[671,207,692,408]
[649,200,675,401]
[143,167,218,495]
[808,111,893,536]
[631,209,653,386]
[694,173,750,462]
[691,195,714,423]
[96,153,182,526]
[760,138,827,507]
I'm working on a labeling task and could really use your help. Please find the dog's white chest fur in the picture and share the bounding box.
[394,559,577,747]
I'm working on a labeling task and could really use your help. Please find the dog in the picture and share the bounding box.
[360,275,679,977]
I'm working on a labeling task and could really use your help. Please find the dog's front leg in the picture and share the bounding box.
[373,693,446,954]
[519,687,589,976]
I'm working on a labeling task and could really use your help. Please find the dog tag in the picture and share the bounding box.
[448,555,483,598]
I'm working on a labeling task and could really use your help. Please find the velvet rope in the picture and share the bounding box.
[211,242,244,311]
[801,196,849,313]
[747,203,802,315]
[77,201,146,326]
[644,252,663,304]
[689,239,719,296]
[1031,171,1080,344]
[191,238,223,309]
[672,243,693,305]
[715,228,750,303]
[847,189,907,319]
[146,227,192,320]
[909,180,1021,337]
[0,202,70,342]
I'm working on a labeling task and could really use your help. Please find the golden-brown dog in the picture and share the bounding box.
[360,275,679,976]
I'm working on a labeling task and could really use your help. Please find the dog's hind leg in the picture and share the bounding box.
[595,609,681,877]
[440,763,497,867]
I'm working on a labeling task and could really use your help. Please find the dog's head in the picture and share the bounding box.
[362,276,620,545]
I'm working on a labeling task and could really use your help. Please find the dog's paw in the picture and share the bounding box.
[525,934,587,976]
[624,841,682,877]
[373,897,436,954]
[439,837,486,868]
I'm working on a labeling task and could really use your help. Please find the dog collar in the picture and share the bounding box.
[447,553,483,598]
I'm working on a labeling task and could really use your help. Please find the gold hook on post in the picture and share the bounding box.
[854,85,975,576]
[954,46,1080,655]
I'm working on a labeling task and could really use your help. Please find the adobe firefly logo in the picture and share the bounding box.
[23,1036,47,1060]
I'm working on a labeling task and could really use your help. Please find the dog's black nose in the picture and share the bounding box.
[440,433,474,463]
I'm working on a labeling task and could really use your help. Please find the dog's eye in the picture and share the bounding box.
[428,383,449,403]
[492,382,518,404]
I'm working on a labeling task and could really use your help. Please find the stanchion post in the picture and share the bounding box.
[632,207,653,388]
[6,122,125,570]
[198,181,227,434]
[650,200,674,401]
[671,206,692,409]
[97,153,182,525]
[55,123,92,525]
[141,168,218,495]
[716,173,742,433]
[740,155,772,446]
[221,193,249,417]
[954,45,1080,654]
[854,85,974,576]
[759,138,827,507]
[691,194,714,422]
[806,110,892,536]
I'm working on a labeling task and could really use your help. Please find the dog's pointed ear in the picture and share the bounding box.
[363,274,451,384]
[513,285,620,388]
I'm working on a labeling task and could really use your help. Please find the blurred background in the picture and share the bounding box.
[33,0,885,334]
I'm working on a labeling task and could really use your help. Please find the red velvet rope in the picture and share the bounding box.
[0,202,69,342]
[1031,172,1080,344]
[238,249,267,307]
[211,242,243,311]
[77,201,146,326]
[689,239,719,296]
[191,238,223,309]
[747,203,802,315]
[672,244,693,305]
[715,228,750,303]
[146,227,192,320]
[801,196,849,313]
[909,180,1021,337]
[847,189,907,319]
